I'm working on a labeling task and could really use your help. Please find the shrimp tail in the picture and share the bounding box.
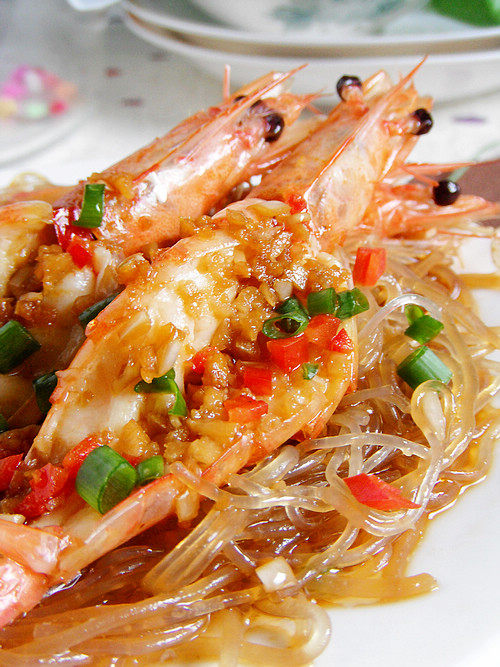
[0,558,47,627]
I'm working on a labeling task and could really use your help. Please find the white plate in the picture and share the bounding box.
[122,0,500,54]
[124,13,500,104]
[1,122,499,667]
[1,157,498,667]
[2,153,498,666]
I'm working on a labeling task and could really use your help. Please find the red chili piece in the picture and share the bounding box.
[286,193,307,213]
[344,473,420,511]
[352,247,386,287]
[267,334,308,373]
[53,205,94,269]
[329,328,354,353]
[190,346,217,375]
[15,463,69,518]
[0,454,23,492]
[62,436,102,480]
[242,365,273,396]
[224,395,268,423]
[66,236,94,269]
[304,314,340,349]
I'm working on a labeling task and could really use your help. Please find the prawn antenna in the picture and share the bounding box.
[223,65,231,104]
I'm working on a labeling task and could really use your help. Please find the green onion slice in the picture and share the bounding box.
[397,346,452,390]
[404,314,444,344]
[75,445,137,514]
[405,304,424,324]
[263,297,309,339]
[276,296,307,317]
[335,288,369,320]
[0,320,41,373]
[307,288,337,316]
[0,412,9,434]
[302,362,319,380]
[79,292,119,328]
[74,183,105,228]
[33,372,58,415]
[136,455,165,486]
[134,369,187,417]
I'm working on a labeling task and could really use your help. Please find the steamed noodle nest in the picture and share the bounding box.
[0,223,499,665]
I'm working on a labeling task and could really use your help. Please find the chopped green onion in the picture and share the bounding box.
[75,445,137,514]
[276,296,307,317]
[74,183,105,228]
[134,369,187,417]
[262,313,309,338]
[33,372,58,415]
[335,288,369,320]
[397,346,452,390]
[307,288,337,316]
[136,455,165,486]
[405,314,444,344]
[263,297,309,339]
[78,292,119,328]
[405,304,424,324]
[0,320,41,373]
[302,362,319,380]
[0,412,8,434]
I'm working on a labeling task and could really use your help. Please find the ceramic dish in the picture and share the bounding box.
[124,12,500,104]
[188,0,426,35]
[122,0,500,53]
[1,156,498,667]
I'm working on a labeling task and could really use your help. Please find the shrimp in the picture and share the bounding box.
[361,179,500,238]
[0,201,53,298]
[250,62,432,249]
[0,174,71,207]
[0,64,496,629]
[52,69,314,257]
[0,202,357,623]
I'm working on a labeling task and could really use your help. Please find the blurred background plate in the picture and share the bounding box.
[122,0,500,54]
[124,12,500,104]
[0,102,85,166]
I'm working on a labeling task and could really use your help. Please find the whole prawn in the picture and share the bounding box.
[0,64,496,637]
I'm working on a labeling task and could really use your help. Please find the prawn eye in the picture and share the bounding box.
[411,108,433,135]
[264,112,285,142]
[336,75,362,101]
[433,180,461,206]
[233,95,246,103]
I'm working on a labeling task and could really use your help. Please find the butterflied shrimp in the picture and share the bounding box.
[0,201,53,298]
[0,197,357,622]
[1,65,414,618]
[0,173,72,207]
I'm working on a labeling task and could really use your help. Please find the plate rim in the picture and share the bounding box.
[124,13,500,68]
[122,0,500,49]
